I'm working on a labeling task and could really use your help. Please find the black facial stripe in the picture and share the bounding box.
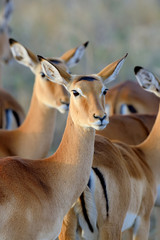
[77,76,97,82]
[80,192,94,233]
[92,167,109,217]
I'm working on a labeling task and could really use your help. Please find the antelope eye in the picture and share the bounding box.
[102,88,108,95]
[72,90,80,97]
[40,72,45,78]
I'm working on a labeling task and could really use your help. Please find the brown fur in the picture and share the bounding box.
[59,67,160,240]
[0,39,89,159]
[60,94,159,239]
[0,53,125,239]
[105,80,159,115]
[97,113,156,144]
[59,133,156,240]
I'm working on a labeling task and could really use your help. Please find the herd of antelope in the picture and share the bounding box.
[0,0,159,240]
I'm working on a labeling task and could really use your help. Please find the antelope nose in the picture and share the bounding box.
[93,113,106,122]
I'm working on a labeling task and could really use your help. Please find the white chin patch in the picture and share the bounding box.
[58,104,69,113]
[93,123,108,131]
[92,119,109,130]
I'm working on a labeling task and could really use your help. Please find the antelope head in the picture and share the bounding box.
[9,38,89,113]
[39,53,128,130]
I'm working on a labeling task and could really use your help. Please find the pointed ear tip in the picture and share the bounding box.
[134,66,143,74]
[125,53,128,58]
[9,38,17,45]
[84,41,89,48]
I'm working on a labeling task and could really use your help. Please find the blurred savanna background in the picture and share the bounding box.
[1,0,160,239]
[1,0,160,153]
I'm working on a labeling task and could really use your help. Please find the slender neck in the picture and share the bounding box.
[138,104,160,182]
[13,83,57,159]
[48,112,95,208]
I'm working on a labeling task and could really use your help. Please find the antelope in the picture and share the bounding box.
[0,53,127,240]
[97,113,156,145]
[0,0,25,129]
[0,38,89,159]
[59,68,160,240]
[133,67,160,240]
[105,80,159,116]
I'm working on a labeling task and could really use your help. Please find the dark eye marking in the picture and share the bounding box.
[40,72,45,78]
[40,72,50,81]
[72,90,80,97]
[102,88,108,95]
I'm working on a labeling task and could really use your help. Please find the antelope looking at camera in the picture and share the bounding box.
[59,67,160,240]
[0,53,126,240]
[0,0,25,129]
[0,38,89,159]
[105,80,159,116]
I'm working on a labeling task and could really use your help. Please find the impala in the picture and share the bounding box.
[59,68,159,240]
[0,53,126,240]
[0,38,89,159]
[0,0,25,129]
[105,80,159,116]
[97,113,156,145]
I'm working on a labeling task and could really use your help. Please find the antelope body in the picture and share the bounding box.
[97,113,156,145]
[60,67,159,240]
[0,53,126,239]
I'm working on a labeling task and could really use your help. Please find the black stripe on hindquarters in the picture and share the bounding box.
[80,192,94,233]
[12,110,21,127]
[92,167,109,217]
[87,175,92,189]
[5,109,21,129]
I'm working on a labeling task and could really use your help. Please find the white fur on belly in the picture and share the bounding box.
[122,212,137,232]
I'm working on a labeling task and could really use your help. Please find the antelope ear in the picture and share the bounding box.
[134,66,160,97]
[38,55,71,88]
[9,38,38,72]
[98,53,128,85]
[60,41,89,68]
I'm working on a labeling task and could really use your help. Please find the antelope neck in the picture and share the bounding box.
[12,84,57,158]
[47,112,95,206]
[138,104,160,183]
[19,88,57,134]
